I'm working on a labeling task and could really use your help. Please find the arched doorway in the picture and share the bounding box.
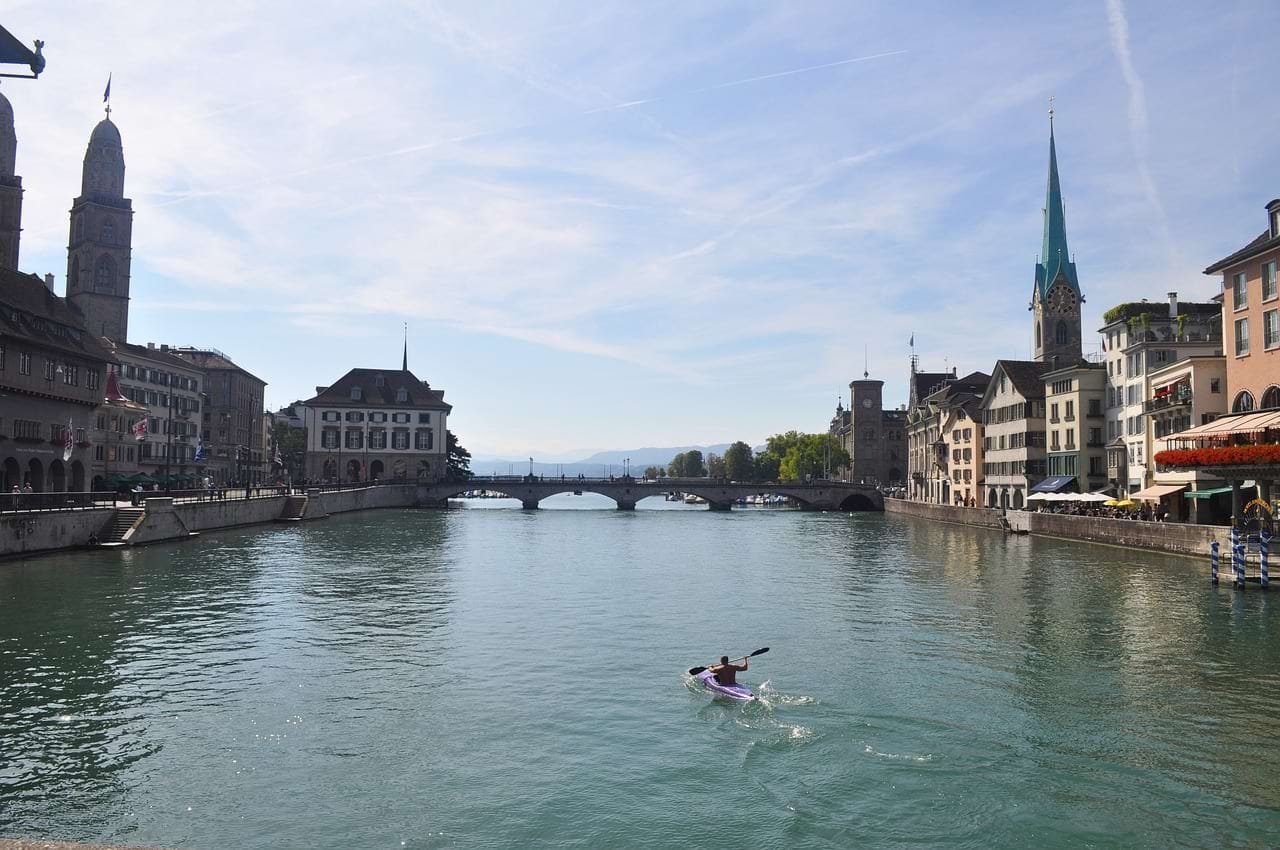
[26,459,44,492]
[322,459,337,481]
[988,489,998,508]
[1012,490,1024,509]
[1000,489,1010,509]
[3,457,19,491]
[346,459,361,482]
[48,460,66,493]
[369,460,384,481]
[71,461,86,492]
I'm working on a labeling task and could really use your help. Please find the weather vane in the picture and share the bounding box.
[1048,95,1055,124]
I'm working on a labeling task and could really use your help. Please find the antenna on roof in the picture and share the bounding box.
[863,344,869,379]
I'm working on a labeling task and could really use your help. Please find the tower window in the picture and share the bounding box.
[94,255,116,292]
[69,256,80,291]
[101,220,114,243]
[75,217,84,241]
[1055,320,1069,345]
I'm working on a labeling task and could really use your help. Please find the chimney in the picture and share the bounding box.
[160,344,169,352]
[1168,292,1178,317]
[147,342,156,349]
[43,273,54,293]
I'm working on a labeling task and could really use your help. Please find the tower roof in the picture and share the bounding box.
[1034,121,1079,299]
[90,117,121,146]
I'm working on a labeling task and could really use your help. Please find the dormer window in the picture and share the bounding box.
[375,374,385,388]
[1272,209,1280,238]
[350,386,362,401]
[396,387,408,403]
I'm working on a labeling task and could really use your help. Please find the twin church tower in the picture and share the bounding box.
[0,88,133,342]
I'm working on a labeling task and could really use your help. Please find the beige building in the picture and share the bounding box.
[1040,362,1107,495]
[171,347,267,485]
[980,360,1051,509]
[1098,293,1222,495]
[106,341,204,482]
[1204,198,1280,413]
[905,368,957,501]
[301,364,451,483]
[942,396,984,507]
[1144,355,1228,522]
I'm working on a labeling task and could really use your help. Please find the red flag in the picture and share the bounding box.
[132,418,148,441]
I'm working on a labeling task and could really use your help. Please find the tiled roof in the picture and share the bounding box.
[0,267,113,363]
[109,340,204,374]
[1204,230,1279,274]
[997,359,1053,398]
[169,348,266,385]
[302,367,451,411]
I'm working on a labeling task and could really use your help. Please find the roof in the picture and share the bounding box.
[998,360,1053,398]
[910,370,955,407]
[1034,125,1080,299]
[89,117,121,147]
[302,367,451,411]
[0,267,113,363]
[108,340,204,374]
[169,347,266,385]
[1204,230,1280,274]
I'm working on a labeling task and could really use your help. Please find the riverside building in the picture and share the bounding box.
[107,341,204,481]
[828,376,906,486]
[301,359,451,484]
[1038,361,1106,495]
[980,360,1051,509]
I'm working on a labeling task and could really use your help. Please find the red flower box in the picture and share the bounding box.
[1155,444,1280,468]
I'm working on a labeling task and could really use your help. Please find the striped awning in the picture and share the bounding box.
[1130,483,1187,501]
[1168,410,1280,439]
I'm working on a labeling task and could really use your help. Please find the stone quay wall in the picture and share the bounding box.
[0,509,115,559]
[886,497,1230,557]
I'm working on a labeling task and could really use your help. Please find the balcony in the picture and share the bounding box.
[1144,387,1192,414]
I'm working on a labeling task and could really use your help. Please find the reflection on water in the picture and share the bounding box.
[1,507,1279,849]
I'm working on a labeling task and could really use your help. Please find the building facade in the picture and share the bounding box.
[302,366,451,483]
[828,378,906,486]
[1041,362,1107,494]
[1204,198,1280,413]
[980,360,1050,509]
[171,348,266,485]
[905,368,958,500]
[1145,355,1228,522]
[1098,293,1222,495]
[108,341,204,481]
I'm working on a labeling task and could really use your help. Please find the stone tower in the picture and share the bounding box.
[848,378,885,482]
[0,89,22,272]
[1030,114,1083,366]
[67,110,133,341]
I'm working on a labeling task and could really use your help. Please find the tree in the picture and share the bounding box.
[776,433,850,481]
[271,420,307,481]
[753,451,780,482]
[683,449,706,477]
[446,430,473,481]
[643,465,662,480]
[723,441,754,481]
[667,452,686,478]
[706,452,725,479]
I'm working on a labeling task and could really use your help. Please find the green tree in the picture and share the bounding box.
[446,430,473,482]
[776,433,850,481]
[643,465,662,480]
[667,452,686,478]
[706,452,725,479]
[753,451,780,482]
[683,449,706,477]
[271,420,307,481]
[723,441,754,481]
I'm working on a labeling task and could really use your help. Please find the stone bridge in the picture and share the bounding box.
[416,477,883,512]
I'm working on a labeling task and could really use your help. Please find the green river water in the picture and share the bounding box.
[2,496,1278,848]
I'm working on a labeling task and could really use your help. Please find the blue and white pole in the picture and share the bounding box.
[1232,526,1245,589]
[1261,528,1271,591]
[1210,540,1219,585]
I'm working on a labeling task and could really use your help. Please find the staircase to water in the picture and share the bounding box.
[100,507,145,545]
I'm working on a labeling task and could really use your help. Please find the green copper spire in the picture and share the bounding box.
[1035,115,1079,298]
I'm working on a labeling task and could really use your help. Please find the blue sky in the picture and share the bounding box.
[3,1,1277,459]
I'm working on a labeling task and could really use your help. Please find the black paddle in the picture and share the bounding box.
[688,647,769,676]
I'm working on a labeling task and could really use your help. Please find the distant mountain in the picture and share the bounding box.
[468,444,740,478]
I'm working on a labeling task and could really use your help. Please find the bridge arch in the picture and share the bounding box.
[837,493,879,512]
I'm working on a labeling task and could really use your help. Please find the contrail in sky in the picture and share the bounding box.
[152,49,908,206]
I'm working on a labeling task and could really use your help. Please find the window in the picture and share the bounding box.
[392,412,411,424]
[1210,378,1220,394]
[1089,456,1104,476]
[1232,272,1248,309]
[369,429,387,450]
[1088,427,1102,446]
[418,413,431,424]
[321,428,339,449]
[415,429,433,450]
[1055,320,1069,345]
[345,429,363,449]
[1232,391,1255,413]
[1262,386,1280,410]
[350,386,363,401]
[94,255,116,292]
[1049,403,1059,422]
[101,219,114,242]
[345,411,364,423]
[396,388,408,403]
[1064,400,1074,420]
[369,412,387,423]
[392,430,410,450]
[374,374,385,388]
[1235,317,1250,356]
[1265,309,1279,350]
[321,411,340,422]
[43,358,55,381]
[1264,261,1278,301]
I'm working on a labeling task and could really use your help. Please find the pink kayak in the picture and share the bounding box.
[695,669,755,701]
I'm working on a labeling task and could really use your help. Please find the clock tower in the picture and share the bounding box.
[849,378,885,482]
[66,107,133,341]
[1030,111,1082,366]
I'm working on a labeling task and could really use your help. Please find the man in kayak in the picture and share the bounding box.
[711,655,747,686]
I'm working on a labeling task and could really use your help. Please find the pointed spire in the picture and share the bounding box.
[402,323,408,371]
[1035,105,1079,298]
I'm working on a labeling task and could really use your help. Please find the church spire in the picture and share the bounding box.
[402,323,408,371]
[1035,106,1078,299]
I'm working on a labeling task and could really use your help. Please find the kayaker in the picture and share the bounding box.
[711,655,747,686]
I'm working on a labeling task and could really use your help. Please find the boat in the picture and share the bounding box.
[684,494,704,504]
[694,669,755,701]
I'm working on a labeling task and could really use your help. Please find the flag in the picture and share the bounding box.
[194,437,206,464]
[62,419,74,462]
[103,73,111,103]
[132,417,147,441]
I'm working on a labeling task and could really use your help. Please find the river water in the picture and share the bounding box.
[2,496,1279,849]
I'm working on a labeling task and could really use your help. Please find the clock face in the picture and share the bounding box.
[861,398,874,409]
[1047,282,1077,313]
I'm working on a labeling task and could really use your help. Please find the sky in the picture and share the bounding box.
[2,1,1278,460]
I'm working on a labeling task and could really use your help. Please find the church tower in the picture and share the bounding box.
[0,88,22,272]
[66,104,133,341]
[1030,110,1083,366]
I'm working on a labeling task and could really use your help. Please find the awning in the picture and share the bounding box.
[1130,483,1187,501]
[1165,410,1280,439]
[1184,484,1257,500]
[1031,475,1076,493]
